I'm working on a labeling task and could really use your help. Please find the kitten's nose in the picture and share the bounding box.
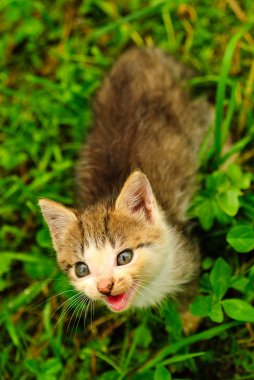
[97,280,114,296]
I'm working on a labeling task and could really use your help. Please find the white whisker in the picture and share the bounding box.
[83,299,91,337]
[30,289,76,312]
[51,292,81,321]
[73,297,88,341]
[65,294,87,339]
[56,293,84,330]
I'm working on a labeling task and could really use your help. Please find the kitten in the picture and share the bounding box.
[39,48,213,315]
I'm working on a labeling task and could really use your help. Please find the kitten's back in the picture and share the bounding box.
[76,48,213,222]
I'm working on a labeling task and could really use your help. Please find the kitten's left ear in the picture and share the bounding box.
[39,199,77,250]
[115,171,159,223]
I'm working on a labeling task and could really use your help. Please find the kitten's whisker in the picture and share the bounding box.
[136,282,158,296]
[65,294,87,339]
[82,300,90,340]
[83,299,91,337]
[133,284,148,303]
[70,305,81,344]
[51,292,82,321]
[56,295,85,342]
[73,297,87,341]
[90,300,95,333]
[133,276,157,285]
[135,284,155,321]
[30,289,77,312]
[55,293,84,330]
[135,280,161,300]
[134,273,158,280]
[134,279,153,285]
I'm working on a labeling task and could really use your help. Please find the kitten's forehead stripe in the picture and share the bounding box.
[136,242,153,249]
[79,204,117,250]
[78,218,85,255]
[103,210,109,236]
[76,201,162,258]
[104,210,115,248]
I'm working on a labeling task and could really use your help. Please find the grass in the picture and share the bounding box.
[1,0,254,379]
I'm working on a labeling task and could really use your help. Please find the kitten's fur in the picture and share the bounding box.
[39,48,213,315]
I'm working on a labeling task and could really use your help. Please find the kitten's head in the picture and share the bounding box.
[39,171,195,312]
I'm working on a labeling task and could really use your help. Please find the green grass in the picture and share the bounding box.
[1,0,254,379]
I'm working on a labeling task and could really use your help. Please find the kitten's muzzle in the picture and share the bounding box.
[97,280,114,296]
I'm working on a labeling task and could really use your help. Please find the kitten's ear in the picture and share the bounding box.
[39,199,77,249]
[115,171,158,223]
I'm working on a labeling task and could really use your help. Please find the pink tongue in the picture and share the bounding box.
[106,293,127,311]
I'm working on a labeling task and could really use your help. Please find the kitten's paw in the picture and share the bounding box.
[180,310,202,335]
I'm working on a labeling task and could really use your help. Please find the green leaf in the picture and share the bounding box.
[5,314,21,347]
[210,258,232,300]
[161,352,205,366]
[221,82,237,146]
[162,301,182,340]
[132,372,154,380]
[222,299,254,322]
[241,173,252,190]
[0,278,9,292]
[227,225,254,253]
[99,371,120,380]
[25,359,40,377]
[123,324,151,373]
[226,163,242,186]
[219,136,252,166]
[206,171,229,192]
[154,365,171,380]
[139,322,240,373]
[0,254,12,276]
[41,358,62,375]
[136,325,152,349]
[196,198,215,230]
[190,295,212,317]
[213,201,232,224]
[209,302,224,323]
[217,188,240,216]
[0,278,53,323]
[24,256,55,280]
[202,257,214,270]
[83,349,121,374]
[230,276,250,292]
[36,228,52,248]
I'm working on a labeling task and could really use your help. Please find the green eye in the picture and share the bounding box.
[117,250,133,266]
[75,262,90,278]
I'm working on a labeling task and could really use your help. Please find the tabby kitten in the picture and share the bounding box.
[39,48,213,314]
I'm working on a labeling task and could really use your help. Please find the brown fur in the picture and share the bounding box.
[76,48,213,223]
[39,48,214,321]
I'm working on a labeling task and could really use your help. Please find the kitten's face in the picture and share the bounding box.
[59,207,166,312]
[39,171,184,311]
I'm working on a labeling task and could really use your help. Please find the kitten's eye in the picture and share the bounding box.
[117,250,133,266]
[75,262,90,278]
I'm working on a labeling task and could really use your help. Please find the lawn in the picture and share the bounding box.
[1,0,254,379]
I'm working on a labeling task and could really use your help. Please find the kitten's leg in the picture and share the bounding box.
[177,278,202,335]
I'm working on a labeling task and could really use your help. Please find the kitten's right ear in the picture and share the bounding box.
[39,199,77,250]
[115,171,159,223]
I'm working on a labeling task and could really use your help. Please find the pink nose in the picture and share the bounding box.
[97,280,114,296]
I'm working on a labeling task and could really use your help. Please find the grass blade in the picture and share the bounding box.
[136,322,240,373]
[214,24,251,160]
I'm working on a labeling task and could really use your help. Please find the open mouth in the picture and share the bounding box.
[104,285,136,312]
